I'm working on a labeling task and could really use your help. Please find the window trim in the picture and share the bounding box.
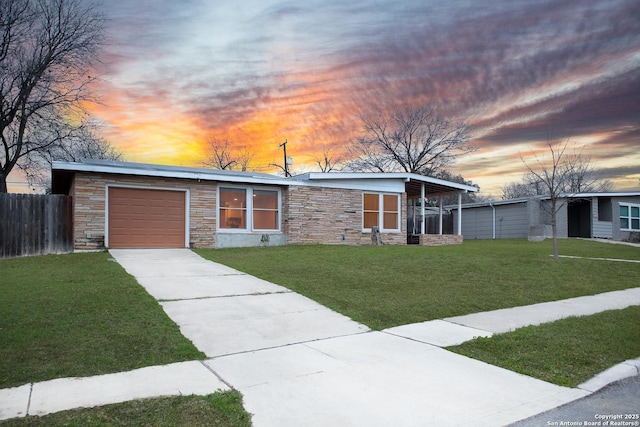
[619,202,640,231]
[217,185,281,232]
[362,192,401,232]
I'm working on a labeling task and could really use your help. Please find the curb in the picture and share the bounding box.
[577,357,640,393]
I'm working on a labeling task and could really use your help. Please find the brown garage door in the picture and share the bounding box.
[108,187,186,248]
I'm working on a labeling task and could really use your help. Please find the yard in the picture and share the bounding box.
[197,238,640,387]
[1,239,639,424]
[195,239,640,330]
[0,252,250,426]
[0,252,204,389]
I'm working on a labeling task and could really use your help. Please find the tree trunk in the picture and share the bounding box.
[0,172,7,193]
[551,198,559,260]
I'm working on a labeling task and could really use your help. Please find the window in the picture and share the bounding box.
[598,197,612,222]
[219,186,280,231]
[253,190,278,230]
[219,188,247,229]
[363,193,400,232]
[620,203,640,231]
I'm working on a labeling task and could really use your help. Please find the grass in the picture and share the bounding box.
[0,252,205,389]
[1,239,637,422]
[195,239,640,330]
[447,306,640,387]
[0,390,251,427]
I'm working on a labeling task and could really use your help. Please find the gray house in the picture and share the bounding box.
[450,192,640,241]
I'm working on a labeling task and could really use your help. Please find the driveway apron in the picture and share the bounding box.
[109,249,591,426]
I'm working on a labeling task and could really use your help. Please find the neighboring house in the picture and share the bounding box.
[449,193,640,241]
[51,160,477,250]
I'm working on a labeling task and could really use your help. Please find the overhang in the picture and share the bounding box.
[296,172,477,197]
[52,159,293,192]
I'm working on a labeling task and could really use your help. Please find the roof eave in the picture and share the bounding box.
[52,161,295,186]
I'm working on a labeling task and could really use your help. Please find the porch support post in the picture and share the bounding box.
[438,196,443,235]
[420,183,425,234]
[457,192,462,236]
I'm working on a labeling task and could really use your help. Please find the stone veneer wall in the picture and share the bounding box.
[71,172,217,250]
[284,186,406,245]
[419,234,463,246]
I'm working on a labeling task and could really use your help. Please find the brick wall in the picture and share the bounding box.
[71,172,217,250]
[284,186,406,245]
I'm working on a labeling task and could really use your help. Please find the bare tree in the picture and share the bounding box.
[522,139,594,260]
[502,157,612,200]
[565,154,613,193]
[0,0,105,192]
[500,173,548,200]
[202,137,254,171]
[22,124,123,190]
[315,146,342,173]
[346,106,474,176]
[434,170,479,205]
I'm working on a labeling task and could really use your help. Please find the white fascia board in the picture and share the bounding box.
[564,192,640,198]
[298,177,406,193]
[52,161,294,186]
[301,172,478,193]
[405,173,478,192]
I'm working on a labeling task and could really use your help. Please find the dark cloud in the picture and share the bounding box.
[82,0,640,193]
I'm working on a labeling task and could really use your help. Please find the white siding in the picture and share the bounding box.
[592,197,612,238]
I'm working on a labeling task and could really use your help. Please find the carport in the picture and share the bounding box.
[404,175,476,244]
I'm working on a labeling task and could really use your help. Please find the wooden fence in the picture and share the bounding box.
[0,194,73,258]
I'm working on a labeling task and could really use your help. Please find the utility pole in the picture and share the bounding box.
[279,139,291,177]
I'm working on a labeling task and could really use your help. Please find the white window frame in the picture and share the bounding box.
[619,202,640,231]
[362,192,401,232]
[217,185,281,232]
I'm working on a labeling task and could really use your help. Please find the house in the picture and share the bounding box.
[449,193,640,241]
[51,160,477,250]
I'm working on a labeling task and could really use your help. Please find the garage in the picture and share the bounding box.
[108,187,187,248]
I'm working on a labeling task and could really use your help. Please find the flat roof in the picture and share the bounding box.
[446,192,640,209]
[52,159,292,185]
[295,172,478,195]
[52,160,479,195]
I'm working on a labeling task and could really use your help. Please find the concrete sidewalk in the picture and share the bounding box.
[2,248,639,425]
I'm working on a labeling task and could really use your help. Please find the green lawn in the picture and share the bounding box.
[0,252,205,389]
[448,306,640,387]
[0,390,251,427]
[1,239,638,423]
[195,239,640,330]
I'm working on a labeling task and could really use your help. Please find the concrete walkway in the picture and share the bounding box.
[2,249,639,425]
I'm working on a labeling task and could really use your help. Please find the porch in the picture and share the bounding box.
[404,176,472,246]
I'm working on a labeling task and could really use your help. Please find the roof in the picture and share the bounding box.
[51,159,292,193]
[294,172,477,196]
[447,191,640,209]
[51,160,478,196]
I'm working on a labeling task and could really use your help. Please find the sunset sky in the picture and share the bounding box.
[10,0,639,196]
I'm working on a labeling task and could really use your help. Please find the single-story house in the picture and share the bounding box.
[449,193,640,241]
[51,160,477,250]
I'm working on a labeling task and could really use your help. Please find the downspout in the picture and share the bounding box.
[438,196,443,235]
[489,200,496,239]
[420,182,426,235]
[457,192,462,236]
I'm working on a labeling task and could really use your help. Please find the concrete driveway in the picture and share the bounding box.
[109,249,369,357]
[109,249,590,426]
